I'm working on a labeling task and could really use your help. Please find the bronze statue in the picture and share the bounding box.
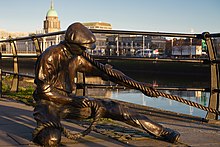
[32,22,180,146]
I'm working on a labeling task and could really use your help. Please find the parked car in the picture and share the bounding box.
[135,49,153,57]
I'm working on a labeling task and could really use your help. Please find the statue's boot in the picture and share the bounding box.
[160,128,180,143]
[104,102,180,143]
[33,127,61,147]
[128,114,180,143]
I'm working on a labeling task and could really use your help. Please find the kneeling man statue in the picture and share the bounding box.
[32,22,180,146]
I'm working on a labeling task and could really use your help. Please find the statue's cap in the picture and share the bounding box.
[65,22,96,49]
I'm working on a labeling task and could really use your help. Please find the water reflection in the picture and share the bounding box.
[85,76,210,118]
[111,89,209,118]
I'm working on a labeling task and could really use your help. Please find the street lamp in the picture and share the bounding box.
[116,35,119,56]
[143,35,145,57]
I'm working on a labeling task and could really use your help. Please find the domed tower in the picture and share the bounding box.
[43,0,61,33]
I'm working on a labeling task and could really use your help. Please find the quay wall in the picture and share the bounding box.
[1,58,210,80]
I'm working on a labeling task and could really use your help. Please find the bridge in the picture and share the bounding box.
[0,29,220,146]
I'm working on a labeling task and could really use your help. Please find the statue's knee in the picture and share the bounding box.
[33,127,61,147]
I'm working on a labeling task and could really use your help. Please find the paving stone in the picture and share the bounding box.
[0,133,19,146]
[0,97,220,147]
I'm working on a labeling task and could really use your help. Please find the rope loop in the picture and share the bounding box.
[32,119,98,141]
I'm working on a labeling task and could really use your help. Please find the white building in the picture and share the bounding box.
[83,22,112,55]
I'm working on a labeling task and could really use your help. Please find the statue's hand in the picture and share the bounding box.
[141,87,159,98]
[68,95,92,108]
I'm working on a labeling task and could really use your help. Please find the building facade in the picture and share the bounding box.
[43,1,61,33]
[106,35,167,56]
[83,22,112,55]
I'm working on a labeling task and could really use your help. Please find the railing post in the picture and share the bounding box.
[32,36,42,56]
[203,32,219,120]
[76,72,86,96]
[10,40,19,92]
[0,52,2,97]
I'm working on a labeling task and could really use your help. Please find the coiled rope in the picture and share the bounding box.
[82,52,220,116]
[32,120,96,141]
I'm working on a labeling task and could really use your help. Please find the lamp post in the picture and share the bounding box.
[190,29,194,58]
[190,37,193,58]
[143,35,145,57]
[116,35,119,56]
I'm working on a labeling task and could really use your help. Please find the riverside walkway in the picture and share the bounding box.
[0,97,220,147]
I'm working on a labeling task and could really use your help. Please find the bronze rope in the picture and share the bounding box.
[32,120,96,141]
[82,52,220,116]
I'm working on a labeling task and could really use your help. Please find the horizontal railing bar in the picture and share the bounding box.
[2,70,35,78]
[211,60,220,64]
[81,83,126,89]
[207,33,220,38]
[90,29,199,38]
[78,83,208,91]
[1,54,212,64]
[213,89,220,93]
[156,87,208,91]
[0,29,207,43]
[2,55,38,58]
[0,31,65,42]
[94,56,206,63]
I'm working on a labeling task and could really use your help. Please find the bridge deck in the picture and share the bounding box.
[0,97,219,147]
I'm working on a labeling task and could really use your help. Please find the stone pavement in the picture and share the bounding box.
[0,98,127,147]
[0,97,220,147]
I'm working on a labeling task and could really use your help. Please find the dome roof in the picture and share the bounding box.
[46,8,58,17]
[46,1,58,17]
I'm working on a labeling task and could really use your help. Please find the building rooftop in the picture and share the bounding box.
[46,0,58,17]
[83,22,112,28]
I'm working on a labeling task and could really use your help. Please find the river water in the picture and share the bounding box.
[85,75,211,119]
[111,89,210,118]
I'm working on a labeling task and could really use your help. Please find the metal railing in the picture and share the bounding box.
[0,29,219,120]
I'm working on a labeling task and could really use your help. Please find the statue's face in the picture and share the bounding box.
[66,42,96,55]
[81,43,96,50]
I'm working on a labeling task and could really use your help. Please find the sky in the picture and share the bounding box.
[0,0,219,34]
